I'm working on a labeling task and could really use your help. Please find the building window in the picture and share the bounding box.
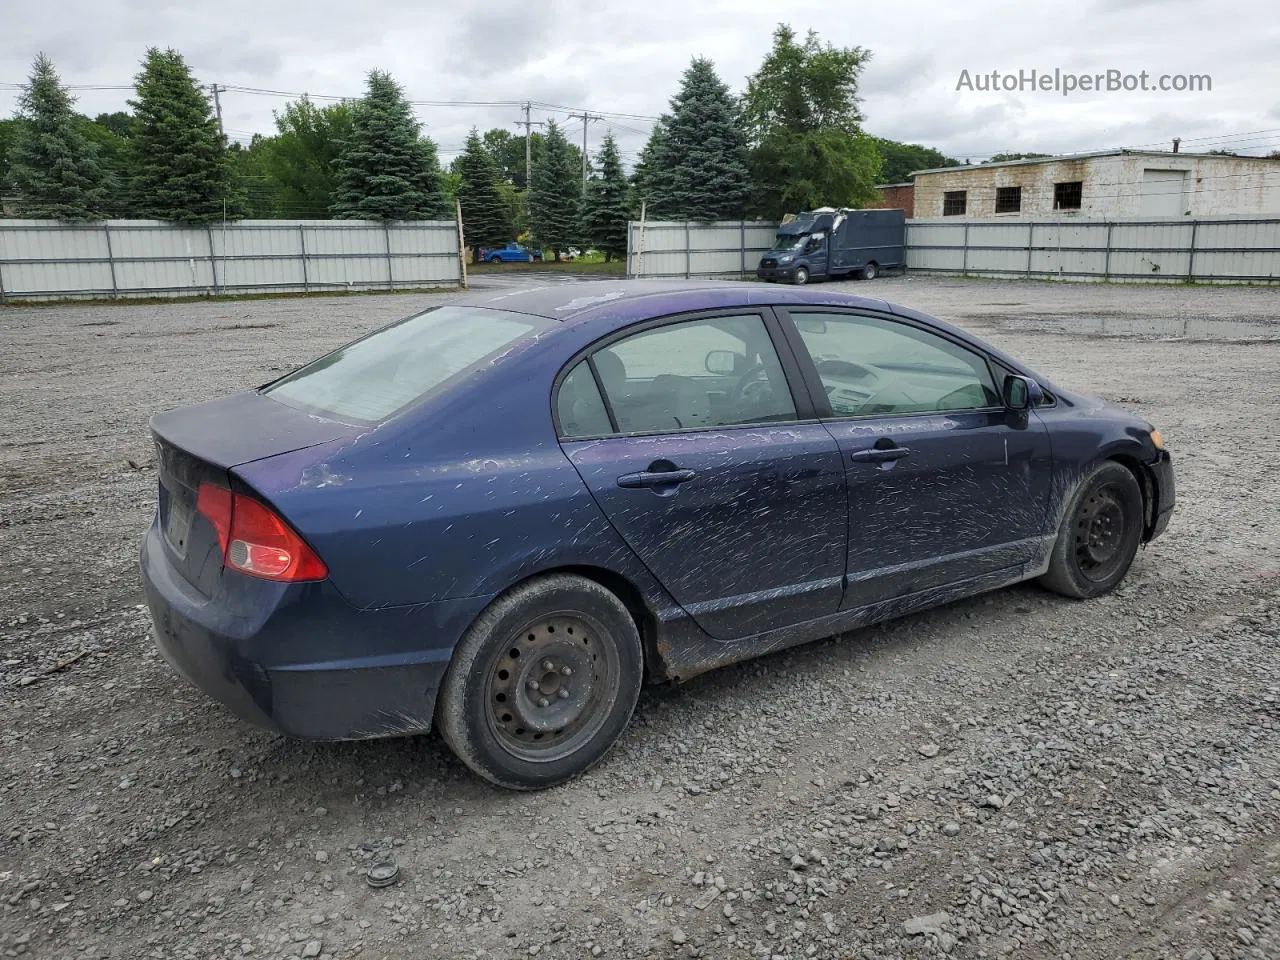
[943,191,967,216]
[994,186,1022,213]
[1054,181,1083,210]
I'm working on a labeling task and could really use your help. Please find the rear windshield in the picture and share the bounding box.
[263,305,550,424]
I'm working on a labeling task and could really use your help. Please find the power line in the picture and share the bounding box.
[566,111,603,190]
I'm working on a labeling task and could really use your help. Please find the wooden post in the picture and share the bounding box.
[298,225,310,292]
[455,198,468,289]
[1187,219,1199,283]
[206,225,221,295]
[383,222,394,290]
[104,224,119,298]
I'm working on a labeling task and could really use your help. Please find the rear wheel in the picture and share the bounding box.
[1040,461,1144,599]
[860,262,878,281]
[436,574,643,790]
[792,266,809,286]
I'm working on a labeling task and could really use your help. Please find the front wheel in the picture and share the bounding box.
[436,574,644,790]
[1040,461,1144,599]
[860,262,878,281]
[488,255,502,263]
[792,266,809,286]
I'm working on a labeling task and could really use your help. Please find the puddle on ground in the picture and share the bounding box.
[982,313,1280,342]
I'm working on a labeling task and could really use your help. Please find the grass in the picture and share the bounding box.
[468,259,627,276]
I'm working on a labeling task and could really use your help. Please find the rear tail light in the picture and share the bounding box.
[195,482,328,582]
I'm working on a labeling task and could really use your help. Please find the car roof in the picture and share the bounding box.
[451,279,895,326]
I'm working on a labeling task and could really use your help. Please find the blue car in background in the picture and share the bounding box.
[140,281,1174,790]
[480,242,542,263]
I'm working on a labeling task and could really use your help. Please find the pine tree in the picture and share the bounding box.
[628,118,668,218]
[527,120,579,259]
[129,48,243,222]
[456,128,513,260]
[330,71,447,220]
[580,133,629,261]
[8,53,109,220]
[648,58,751,221]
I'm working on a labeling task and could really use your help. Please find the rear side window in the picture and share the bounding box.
[556,361,612,438]
[264,306,549,424]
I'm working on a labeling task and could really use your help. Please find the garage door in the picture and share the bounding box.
[1140,169,1187,217]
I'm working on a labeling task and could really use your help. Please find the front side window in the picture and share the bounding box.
[790,312,999,418]
[585,314,797,435]
[265,306,549,424]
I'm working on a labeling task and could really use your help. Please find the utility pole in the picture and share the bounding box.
[209,83,225,139]
[513,102,544,190]
[566,112,603,191]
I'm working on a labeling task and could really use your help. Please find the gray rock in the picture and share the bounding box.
[942,822,961,837]
[903,911,951,937]
[671,927,688,945]
[302,941,322,958]
[918,743,940,758]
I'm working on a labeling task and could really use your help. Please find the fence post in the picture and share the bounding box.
[740,220,746,276]
[103,223,119,298]
[384,222,395,290]
[1103,222,1113,280]
[684,221,691,279]
[206,225,220,295]
[0,241,6,303]
[1025,222,1034,276]
[961,222,970,277]
[298,225,310,292]
[455,199,468,289]
[1187,219,1199,283]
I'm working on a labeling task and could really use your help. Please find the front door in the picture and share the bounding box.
[556,311,847,640]
[779,308,1054,607]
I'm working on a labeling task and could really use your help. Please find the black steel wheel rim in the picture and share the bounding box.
[485,612,620,763]
[1072,484,1129,582]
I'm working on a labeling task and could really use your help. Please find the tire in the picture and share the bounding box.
[1040,461,1144,599]
[860,262,878,281]
[488,255,502,264]
[792,266,809,286]
[436,574,643,790]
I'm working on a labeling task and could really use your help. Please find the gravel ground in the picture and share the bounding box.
[1,275,1279,960]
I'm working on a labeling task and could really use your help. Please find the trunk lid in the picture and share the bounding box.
[150,391,356,596]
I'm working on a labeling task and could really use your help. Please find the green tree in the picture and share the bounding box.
[872,138,957,182]
[331,71,447,220]
[263,97,353,218]
[230,137,283,218]
[580,133,629,261]
[129,47,243,221]
[527,120,579,259]
[0,118,23,199]
[8,53,109,220]
[986,152,1051,163]
[628,117,668,217]
[456,128,513,260]
[646,58,751,220]
[77,114,136,215]
[742,25,882,218]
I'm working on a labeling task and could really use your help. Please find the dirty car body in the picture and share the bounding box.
[141,281,1174,747]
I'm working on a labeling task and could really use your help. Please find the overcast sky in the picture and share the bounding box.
[3,0,1279,171]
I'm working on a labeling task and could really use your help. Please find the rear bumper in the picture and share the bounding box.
[1147,450,1175,540]
[140,520,490,740]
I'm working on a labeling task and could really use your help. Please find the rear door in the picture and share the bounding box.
[556,310,847,640]
[776,308,1054,608]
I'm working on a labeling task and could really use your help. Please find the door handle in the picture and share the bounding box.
[849,446,911,464]
[617,468,697,489]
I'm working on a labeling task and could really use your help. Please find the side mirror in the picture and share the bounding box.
[1002,374,1043,411]
[705,349,744,375]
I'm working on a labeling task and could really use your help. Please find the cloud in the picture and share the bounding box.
[1,0,1276,166]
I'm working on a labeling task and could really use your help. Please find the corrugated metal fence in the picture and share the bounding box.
[627,220,779,278]
[906,217,1280,283]
[627,216,1280,284]
[0,219,462,301]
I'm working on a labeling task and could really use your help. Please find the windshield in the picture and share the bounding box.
[771,234,806,252]
[263,305,551,424]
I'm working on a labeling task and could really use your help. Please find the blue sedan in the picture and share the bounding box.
[140,281,1174,789]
